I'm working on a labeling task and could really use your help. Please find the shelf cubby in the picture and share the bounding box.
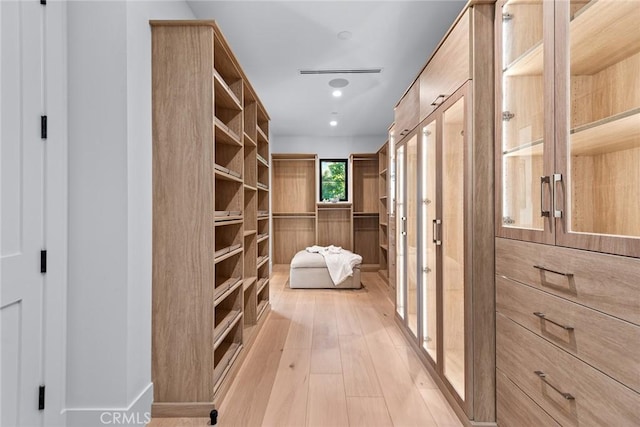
[244,187,257,234]
[215,177,243,219]
[215,142,243,179]
[212,322,242,391]
[258,216,269,237]
[243,280,257,329]
[214,285,242,347]
[244,232,257,279]
[243,144,257,188]
[502,1,543,75]
[214,222,243,259]
[257,188,269,214]
[214,251,243,302]
[272,154,316,214]
[354,216,379,265]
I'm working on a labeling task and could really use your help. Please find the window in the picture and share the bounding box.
[319,159,348,202]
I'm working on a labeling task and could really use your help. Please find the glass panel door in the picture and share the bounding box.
[441,95,466,399]
[421,119,438,361]
[395,143,405,319]
[557,0,640,257]
[498,0,554,243]
[406,134,419,338]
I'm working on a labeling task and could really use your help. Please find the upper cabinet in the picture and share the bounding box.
[496,0,640,257]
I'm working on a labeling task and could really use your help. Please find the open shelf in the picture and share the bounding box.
[215,169,243,183]
[243,132,257,147]
[257,154,269,167]
[256,300,268,319]
[380,244,388,251]
[379,168,388,175]
[214,276,243,305]
[214,70,242,111]
[257,126,268,143]
[214,309,242,348]
[570,109,640,156]
[257,277,269,294]
[215,118,242,146]
[215,218,243,227]
[257,233,269,243]
[214,246,243,264]
[257,255,269,269]
[243,276,257,291]
[213,340,242,391]
[504,41,542,76]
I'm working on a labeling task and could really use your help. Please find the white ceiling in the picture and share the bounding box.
[187,1,467,138]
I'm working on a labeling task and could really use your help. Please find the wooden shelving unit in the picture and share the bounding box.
[377,142,389,283]
[272,154,318,264]
[317,203,353,250]
[150,20,270,418]
[351,153,379,268]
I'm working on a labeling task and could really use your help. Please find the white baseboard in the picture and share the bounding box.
[64,383,153,427]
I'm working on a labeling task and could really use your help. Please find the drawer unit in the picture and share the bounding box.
[418,8,470,121]
[394,82,420,139]
[496,238,640,325]
[497,369,560,427]
[496,276,640,392]
[497,314,640,427]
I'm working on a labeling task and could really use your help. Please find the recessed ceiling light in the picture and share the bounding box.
[337,31,352,40]
[332,90,342,97]
[329,120,338,127]
[329,78,349,88]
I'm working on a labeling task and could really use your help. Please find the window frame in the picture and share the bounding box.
[319,158,349,202]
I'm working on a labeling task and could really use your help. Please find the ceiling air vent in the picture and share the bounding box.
[299,68,383,75]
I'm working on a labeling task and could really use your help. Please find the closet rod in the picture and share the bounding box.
[273,215,316,219]
[272,158,315,162]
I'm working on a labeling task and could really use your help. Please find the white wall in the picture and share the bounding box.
[65,2,194,425]
[272,134,386,159]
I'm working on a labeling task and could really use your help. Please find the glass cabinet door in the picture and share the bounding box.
[441,93,467,400]
[497,0,554,244]
[420,119,438,362]
[555,0,640,257]
[396,143,405,319]
[406,134,419,338]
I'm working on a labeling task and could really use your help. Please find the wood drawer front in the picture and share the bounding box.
[419,8,470,121]
[496,276,640,392]
[496,314,640,427]
[497,368,560,427]
[394,82,419,137]
[496,238,640,325]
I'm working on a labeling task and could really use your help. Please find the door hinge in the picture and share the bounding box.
[38,385,45,410]
[502,111,515,121]
[40,250,47,274]
[41,115,47,139]
[502,12,513,22]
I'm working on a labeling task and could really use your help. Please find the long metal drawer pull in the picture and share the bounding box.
[432,219,442,246]
[553,173,563,218]
[533,265,574,277]
[540,176,550,217]
[533,312,574,331]
[534,371,575,400]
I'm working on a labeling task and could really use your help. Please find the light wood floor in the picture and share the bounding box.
[149,266,462,427]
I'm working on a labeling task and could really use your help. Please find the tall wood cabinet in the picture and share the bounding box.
[150,21,270,417]
[377,142,390,284]
[351,153,379,269]
[495,1,640,425]
[392,1,496,423]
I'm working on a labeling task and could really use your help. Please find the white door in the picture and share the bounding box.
[1,1,45,426]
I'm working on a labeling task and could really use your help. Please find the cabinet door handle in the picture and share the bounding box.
[540,176,550,217]
[430,94,447,106]
[533,312,574,330]
[401,216,407,236]
[553,173,563,218]
[432,219,442,246]
[534,371,575,400]
[533,265,574,277]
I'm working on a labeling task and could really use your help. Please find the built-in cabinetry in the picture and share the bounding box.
[150,21,270,417]
[392,2,495,424]
[272,154,318,264]
[351,153,379,269]
[377,142,389,284]
[495,1,640,425]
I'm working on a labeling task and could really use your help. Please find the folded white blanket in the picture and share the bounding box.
[305,245,362,285]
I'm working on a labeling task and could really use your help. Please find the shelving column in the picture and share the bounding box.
[378,142,389,283]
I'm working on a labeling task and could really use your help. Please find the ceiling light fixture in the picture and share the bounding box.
[330,120,338,127]
[332,90,342,97]
[337,31,352,40]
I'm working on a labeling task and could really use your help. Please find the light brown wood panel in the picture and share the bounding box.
[307,374,350,427]
[571,146,640,238]
[261,347,311,427]
[496,369,560,427]
[151,24,215,405]
[243,188,256,232]
[502,75,545,150]
[353,217,379,265]
[272,217,315,264]
[215,179,243,213]
[243,97,257,143]
[571,52,640,129]
[497,275,640,391]
[395,82,420,137]
[339,335,382,397]
[495,237,640,325]
[317,206,352,250]
[346,397,393,427]
[271,156,316,213]
[502,1,543,69]
[352,157,379,213]
[496,313,640,426]
[419,9,470,121]
[367,343,438,427]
